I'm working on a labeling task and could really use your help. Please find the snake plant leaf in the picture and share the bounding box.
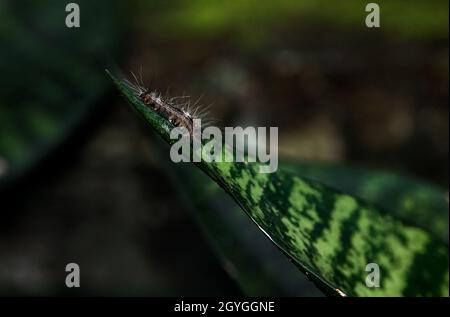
[150,135,322,296]
[281,163,448,243]
[0,0,122,189]
[158,149,448,296]
[156,134,448,296]
[109,71,449,297]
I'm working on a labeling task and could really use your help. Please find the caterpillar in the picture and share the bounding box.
[122,72,211,136]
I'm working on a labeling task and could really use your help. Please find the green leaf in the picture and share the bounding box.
[109,71,449,297]
[162,155,448,296]
[150,135,323,296]
[281,162,448,243]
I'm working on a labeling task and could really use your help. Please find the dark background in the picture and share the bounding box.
[0,0,448,296]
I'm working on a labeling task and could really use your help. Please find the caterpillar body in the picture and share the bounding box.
[141,91,194,135]
[122,73,211,136]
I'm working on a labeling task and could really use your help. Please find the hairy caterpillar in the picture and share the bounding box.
[118,70,278,173]
[122,72,211,135]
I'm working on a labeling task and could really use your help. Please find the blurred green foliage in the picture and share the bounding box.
[135,0,449,47]
[0,0,122,187]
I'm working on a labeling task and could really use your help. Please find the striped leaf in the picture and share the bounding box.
[109,72,449,297]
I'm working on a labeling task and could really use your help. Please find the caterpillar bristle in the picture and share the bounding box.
[122,71,215,135]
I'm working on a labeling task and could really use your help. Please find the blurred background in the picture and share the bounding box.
[0,0,448,296]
